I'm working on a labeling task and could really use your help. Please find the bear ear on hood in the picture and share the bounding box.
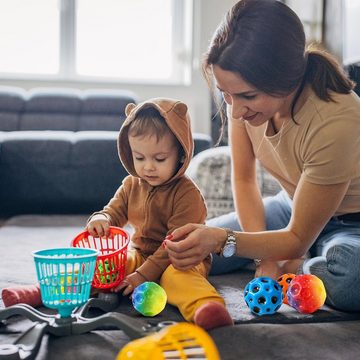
[173,102,188,119]
[125,103,137,116]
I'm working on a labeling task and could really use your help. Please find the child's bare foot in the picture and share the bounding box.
[194,301,233,330]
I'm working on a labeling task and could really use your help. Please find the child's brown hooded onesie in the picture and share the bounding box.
[91,98,225,321]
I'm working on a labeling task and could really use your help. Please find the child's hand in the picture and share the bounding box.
[112,272,145,296]
[87,214,110,237]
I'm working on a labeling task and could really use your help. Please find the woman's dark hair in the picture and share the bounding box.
[204,0,355,143]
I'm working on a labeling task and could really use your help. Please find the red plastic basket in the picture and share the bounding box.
[71,226,130,290]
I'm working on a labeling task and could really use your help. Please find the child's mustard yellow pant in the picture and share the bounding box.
[125,249,225,321]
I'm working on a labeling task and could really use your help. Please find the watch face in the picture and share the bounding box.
[223,243,236,258]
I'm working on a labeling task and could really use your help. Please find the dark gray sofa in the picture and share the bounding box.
[0,87,212,216]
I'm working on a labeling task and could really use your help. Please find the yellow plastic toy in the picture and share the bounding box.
[117,322,221,360]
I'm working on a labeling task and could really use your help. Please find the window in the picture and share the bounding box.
[0,0,59,75]
[284,0,323,43]
[0,0,192,84]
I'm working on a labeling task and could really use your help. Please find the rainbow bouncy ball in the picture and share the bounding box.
[287,274,326,314]
[244,277,283,316]
[132,282,167,317]
[277,273,296,305]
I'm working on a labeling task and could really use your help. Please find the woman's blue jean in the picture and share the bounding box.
[207,190,360,312]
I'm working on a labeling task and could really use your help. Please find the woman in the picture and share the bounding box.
[165,0,360,312]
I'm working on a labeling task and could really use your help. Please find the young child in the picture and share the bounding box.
[2,98,233,331]
[87,98,233,330]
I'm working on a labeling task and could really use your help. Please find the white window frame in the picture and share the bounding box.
[0,0,193,85]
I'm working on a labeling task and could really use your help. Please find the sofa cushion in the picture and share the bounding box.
[79,90,138,131]
[0,130,128,213]
[81,89,137,115]
[0,113,22,132]
[20,113,79,131]
[0,86,26,131]
[193,133,213,155]
[0,86,139,132]
[0,131,73,165]
[71,131,120,165]
[19,88,82,131]
[25,88,82,114]
[78,114,124,131]
[188,146,282,219]
[187,146,234,219]
[0,86,26,112]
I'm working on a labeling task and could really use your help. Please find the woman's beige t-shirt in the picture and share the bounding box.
[243,90,360,215]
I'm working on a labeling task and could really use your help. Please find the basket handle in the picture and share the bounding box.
[70,226,130,246]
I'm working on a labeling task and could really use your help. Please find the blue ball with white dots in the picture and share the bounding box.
[244,277,283,316]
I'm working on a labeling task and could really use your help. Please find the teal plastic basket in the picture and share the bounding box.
[33,248,98,317]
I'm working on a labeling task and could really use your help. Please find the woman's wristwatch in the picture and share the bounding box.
[254,259,262,267]
[220,228,237,258]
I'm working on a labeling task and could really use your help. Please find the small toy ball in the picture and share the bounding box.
[132,282,167,317]
[244,276,283,316]
[277,273,296,305]
[286,274,326,314]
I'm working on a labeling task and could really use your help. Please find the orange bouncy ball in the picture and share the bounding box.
[286,274,326,314]
[277,273,296,305]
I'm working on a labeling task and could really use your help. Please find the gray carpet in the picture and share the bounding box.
[1,215,359,324]
[1,215,360,359]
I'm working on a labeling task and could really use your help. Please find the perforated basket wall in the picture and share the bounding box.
[71,227,130,290]
[33,247,98,317]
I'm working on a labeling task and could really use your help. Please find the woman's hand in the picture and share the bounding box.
[164,224,227,271]
[87,214,110,237]
[112,272,145,296]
